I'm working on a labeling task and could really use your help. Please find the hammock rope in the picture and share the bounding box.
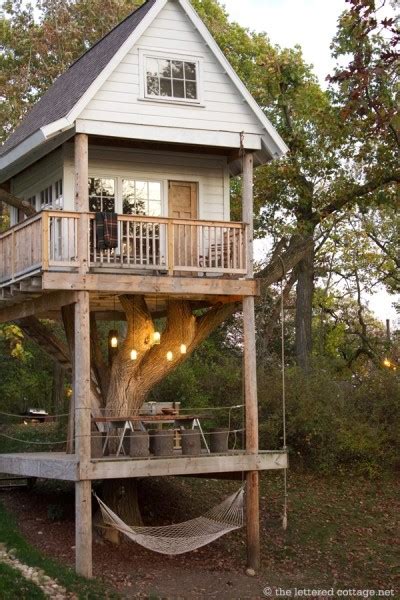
[94,487,244,555]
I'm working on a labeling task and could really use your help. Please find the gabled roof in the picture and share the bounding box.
[1,0,288,172]
[0,0,157,157]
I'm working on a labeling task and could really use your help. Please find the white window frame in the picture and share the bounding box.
[138,48,205,107]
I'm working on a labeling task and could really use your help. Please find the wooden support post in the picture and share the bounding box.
[74,291,92,577]
[242,151,260,572]
[75,480,92,579]
[75,134,89,275]
[242,152,254,278]
[243,296,260,571]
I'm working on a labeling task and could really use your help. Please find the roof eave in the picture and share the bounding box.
[0,127,75,184]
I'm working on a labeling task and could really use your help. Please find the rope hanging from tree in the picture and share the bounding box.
[94,487,244,555]
[279,256,288,531]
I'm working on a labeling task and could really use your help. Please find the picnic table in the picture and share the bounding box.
[92,414,210,457]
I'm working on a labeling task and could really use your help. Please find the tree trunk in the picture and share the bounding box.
[90,295,237,539]
[97,479,143,544]
[295,240,315,371]
[104,296,237,417]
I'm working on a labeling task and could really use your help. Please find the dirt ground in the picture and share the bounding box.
[1,473,399,599]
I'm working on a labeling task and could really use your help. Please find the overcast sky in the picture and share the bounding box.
[221,0,398,323]
[222,0,347,85]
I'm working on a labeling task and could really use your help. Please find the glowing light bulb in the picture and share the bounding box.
[166,351,173,362]
[383,358,391,368]
[180,344,187,355]
[130,349,138,361]
[110,336,118,348]
[153,331,161,345]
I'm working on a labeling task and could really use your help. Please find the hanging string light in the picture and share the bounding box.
[109,331,118,348]
[166,351,173,362]
[130,349,138,361]
[153,295,161,345]
[108,296,119,349]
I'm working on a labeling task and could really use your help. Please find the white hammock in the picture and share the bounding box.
[94,487,244,555]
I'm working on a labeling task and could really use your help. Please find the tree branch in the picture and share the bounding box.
[0,187,37,217]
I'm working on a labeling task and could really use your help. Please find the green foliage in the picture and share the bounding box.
[0,422,67,454]
[258,363,400,476]
[0,332,54,414]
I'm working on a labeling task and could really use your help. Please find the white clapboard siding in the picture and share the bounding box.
[79,1,264,139]
[12,148,63,198]
[63,144,229,221]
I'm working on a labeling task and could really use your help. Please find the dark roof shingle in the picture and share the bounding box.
[1,0,157,157]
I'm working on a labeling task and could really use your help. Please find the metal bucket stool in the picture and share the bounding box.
[129,430,150,458]
[210,428,229,453]
[150,429,174,456]
[181,429,201,455]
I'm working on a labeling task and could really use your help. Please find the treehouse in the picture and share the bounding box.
[0,0,288,578]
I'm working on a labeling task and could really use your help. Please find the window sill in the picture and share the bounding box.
[138,96,206,108]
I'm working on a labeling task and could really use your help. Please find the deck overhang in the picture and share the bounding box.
[0,451,288,482]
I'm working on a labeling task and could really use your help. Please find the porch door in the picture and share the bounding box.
[168,181,198,269]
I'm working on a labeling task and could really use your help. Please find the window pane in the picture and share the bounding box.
[147,76,160,96]
[135,199,147,215]
[103,198,115,212]
[122,180,135,201]
[148,182,161,200]
[89,197,101,212]
[172,61,184,78]
[184,62,196,80]
[102,179,115,197]
[146,57,159,76]
[135,181,148,200]
[185,81,197,99]
[158,59,171,78]
[148,200,162,216]
[122,180,135,214]
[172,79,185,98]
[160,78,172,97]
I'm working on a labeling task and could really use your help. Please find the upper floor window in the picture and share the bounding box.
[88,178,115,212]
[144,55,199,102]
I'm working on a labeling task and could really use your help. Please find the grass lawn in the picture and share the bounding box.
[0,497,119,599]
[0,562,46,599]
[0,471,398,598]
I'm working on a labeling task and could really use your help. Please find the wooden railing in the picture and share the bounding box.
[0,214,43,283]
[0,211,248,284]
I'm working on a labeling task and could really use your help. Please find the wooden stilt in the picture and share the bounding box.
[242,150,260,571]
[243,296,260,571]
[74,132,92,578]
[75,479,92,578]
[74,291,92,577]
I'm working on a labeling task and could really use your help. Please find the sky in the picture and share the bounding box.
[222,0,398,325]
[222,0,347,85]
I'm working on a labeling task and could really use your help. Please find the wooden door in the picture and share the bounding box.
[169,181,198,268]
[168,181,197,219]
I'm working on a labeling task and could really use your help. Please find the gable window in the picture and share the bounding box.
[122,180,162,216]
[88,178,115,212]
[144,55,199,102]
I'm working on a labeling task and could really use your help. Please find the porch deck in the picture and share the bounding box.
[0,211,248,287]
[0,451,288,482]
